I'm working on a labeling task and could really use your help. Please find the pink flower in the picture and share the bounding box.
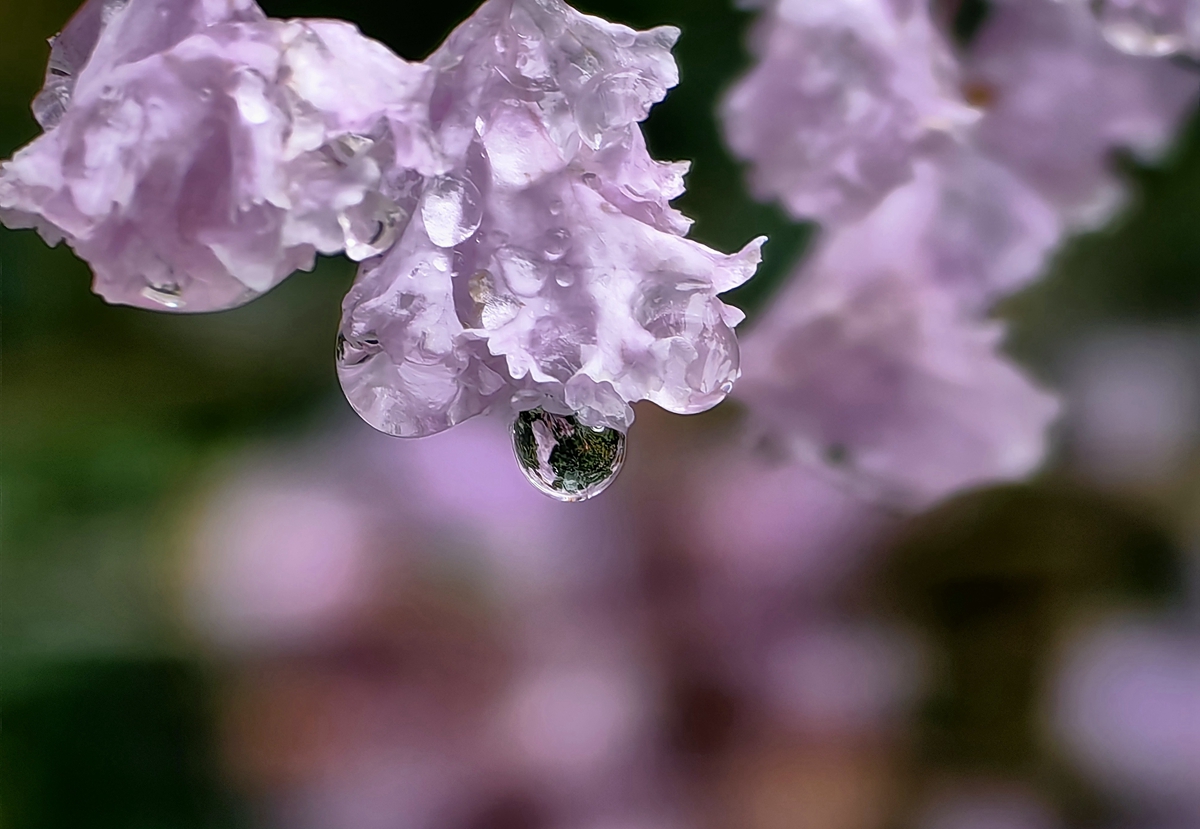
[3,0,764,443]
[335,0,764,436]
[965,0,1199,229]
[720,0,976,225]
[0,0,434,310]
[735,171,1061,506]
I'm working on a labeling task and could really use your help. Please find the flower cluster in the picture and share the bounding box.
[723,0,1200,506]
[0,0,764,438]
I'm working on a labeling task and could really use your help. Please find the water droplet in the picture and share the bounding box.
[720,380,734,395]
[511,408,626,502]
[327,133,375,165]
[336,331,382,367]
[469,270,522,330]
[140,281,184,309]
[548,199,563,216]
[574,72,658,149]
[339,193,403,261]
[581,172,601,190]
[421,174,483,248]
[554,271,575,288]
[1092,0,1190,55]
[32,79,73,130]
[543,228,571,261]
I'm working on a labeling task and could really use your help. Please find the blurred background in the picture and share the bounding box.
[3,0,1200,828]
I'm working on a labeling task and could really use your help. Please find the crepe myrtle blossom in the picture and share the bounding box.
[735,156,1061,508]
[722,0,1200,504]
[336,0,764,442]
[0,0,436,311]
[719,0,978,225]
[965,0,1200,230]
[726,0,1200,233]
[0,0,765,499]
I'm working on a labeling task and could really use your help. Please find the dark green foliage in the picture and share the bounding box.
[0,660,249,829]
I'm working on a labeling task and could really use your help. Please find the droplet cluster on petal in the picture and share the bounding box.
[0,0,433,311]
[3,0,764,440]
[336,0,764,436]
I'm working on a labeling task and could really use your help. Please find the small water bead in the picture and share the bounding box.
[469,270,522,330]
[543,228,571,261]
[554,270,575,288]
[339,193,403,261]
[1091,0,1193,56]
[511,408,626,502]
[575,72,658,149]
[421,175,484,248]
[327,133,375,166]
[140,281,183,309]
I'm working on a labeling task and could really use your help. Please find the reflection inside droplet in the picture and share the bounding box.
[511,408,626,502]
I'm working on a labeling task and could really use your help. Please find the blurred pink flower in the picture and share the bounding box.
[1063,329,1200,487]
[186,468,373,650]
[965,0,1200,229]
[336,0,764,437]
[1053,617,1200,814]
[735,177,1060,507]
[720,0,976,224]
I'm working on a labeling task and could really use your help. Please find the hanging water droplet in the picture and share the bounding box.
[421,174,483,248]
[512,408,626,502]
[339,192,403,261]
[554,270,575,288]
[720,380,734,395]
[1091,0,1191,56]
[543,228,571,261]
[140,281,184,309]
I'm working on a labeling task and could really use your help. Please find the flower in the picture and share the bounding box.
[3,0,764,442]
[964,0,1200,229]
[0,0,435,311]
[719,0,977,225]
[734,168,1061,507]
[334,0,764,436]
